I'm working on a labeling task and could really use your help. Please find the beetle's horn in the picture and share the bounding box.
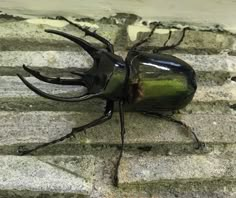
[17,73,101,102]
[45,29,99,59]
[22,64,87,86]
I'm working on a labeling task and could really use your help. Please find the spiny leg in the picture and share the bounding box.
[57,16,114,53]
[144,112,205,149]
[163,30,172,47]
[17,73,101,102]
[153,27,189,53]
[23,65,87,86]
[17,101,114,155]
[113,100,126,187]
[130,23,160,51]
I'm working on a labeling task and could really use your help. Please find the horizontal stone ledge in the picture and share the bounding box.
[0,20,121,51]
[0,155,95,195]
[1,19,236,53]
[0,111,235,146]
[0,51,92,69]
[0,51,236,73]
[0,76,234,103]
[118,153,236,186]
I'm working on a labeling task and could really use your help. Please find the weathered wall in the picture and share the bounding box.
[0,6,236,198]
[0,0,236,32]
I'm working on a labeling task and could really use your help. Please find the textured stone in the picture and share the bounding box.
[0,51,92,69]
[0,19,121,51]
[0,155,95,195]
[0,111,235,146]
[118,153,235,185]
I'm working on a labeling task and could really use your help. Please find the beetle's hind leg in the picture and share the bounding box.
[57,16,114,53]
[144,112,205,150]
[17,100,114,155]
[153,27,189,53]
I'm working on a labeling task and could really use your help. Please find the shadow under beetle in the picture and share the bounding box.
[17,17,205,186]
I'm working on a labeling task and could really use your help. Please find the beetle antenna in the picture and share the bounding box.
[22,65,87,86]
[113,100,126,187]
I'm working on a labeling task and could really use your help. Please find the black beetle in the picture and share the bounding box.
[17,17,204,186]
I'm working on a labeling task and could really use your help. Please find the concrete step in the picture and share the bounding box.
[118,148,236,186]
[0,155,95,196]
[0,111,235,149]
[1,18,235,54]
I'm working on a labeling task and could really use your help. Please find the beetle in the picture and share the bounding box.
[17,16,204,186]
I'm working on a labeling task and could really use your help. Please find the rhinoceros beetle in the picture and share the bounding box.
[17,16,204,186]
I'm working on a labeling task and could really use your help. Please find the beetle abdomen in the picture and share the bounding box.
[127,52,197,111]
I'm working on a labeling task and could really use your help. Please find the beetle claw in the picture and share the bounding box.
[17,146,30,156]
[195,141,206,150]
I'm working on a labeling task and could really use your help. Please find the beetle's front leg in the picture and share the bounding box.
[17,100,114,155]
[130,23,160,51]
[57,16,114,53]
[153,27,189,53]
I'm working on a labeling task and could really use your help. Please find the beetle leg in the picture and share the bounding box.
[17,100,114,155]
[57,16,114,53]
[130,23,160,51]
[143,112,205,150]
[22,65,87,86]
[45,29,99,59]
[113,100,126,187]
[17,73,102,102]
[163,30,172,47]
[153,27,189,53]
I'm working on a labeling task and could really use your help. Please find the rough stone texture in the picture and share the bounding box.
[0,111,235,147]
[118,153,234,185]
[0,155,95,195]
[0,51,92,69]
[0,19,121,51]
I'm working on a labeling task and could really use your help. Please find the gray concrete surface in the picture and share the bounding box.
[118,152,235,185]
[0,155,95,195]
